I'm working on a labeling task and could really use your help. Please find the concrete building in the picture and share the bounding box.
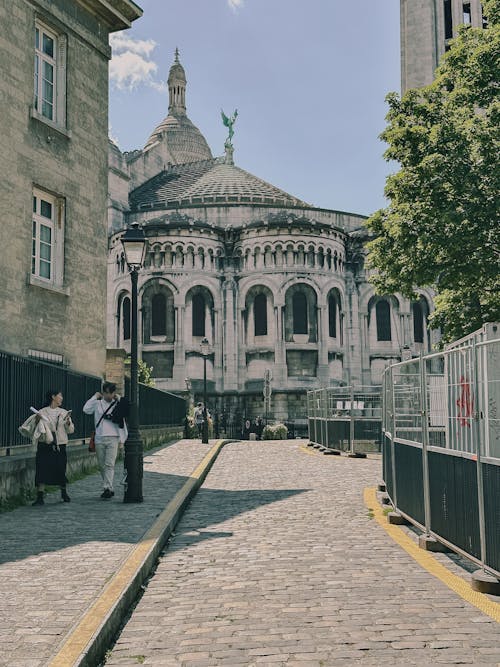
[108,54,435,428]
[401,0,487,91]
[0,0,142,375]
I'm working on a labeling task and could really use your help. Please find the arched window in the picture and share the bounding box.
[328,295,337,338]
[254,293,267,336]
[151,293,167,336]
[412,302,424,343]
[293,292,308,334]
[192,293,205,337]
[376,300,391,341]
[122,297,131,341]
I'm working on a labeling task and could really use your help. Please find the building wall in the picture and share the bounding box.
[0,0,130,375]
[401,0,486,92]
[107,205,434,422]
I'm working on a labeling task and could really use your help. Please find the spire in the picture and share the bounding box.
[168,49,186,116]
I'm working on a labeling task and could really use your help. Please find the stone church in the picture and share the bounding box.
[107,52,435,427]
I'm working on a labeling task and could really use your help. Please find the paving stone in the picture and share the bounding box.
[103,441,500,666]
[0,439,214,667]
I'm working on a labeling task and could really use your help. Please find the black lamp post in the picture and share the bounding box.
[121,222,146,503]
[200,337,210,444]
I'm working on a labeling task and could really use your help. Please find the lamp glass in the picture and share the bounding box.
[121,224,146,268]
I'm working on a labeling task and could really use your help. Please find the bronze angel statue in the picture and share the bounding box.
[221,108,238,144]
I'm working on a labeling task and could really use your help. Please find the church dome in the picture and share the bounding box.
[144,50,213,164]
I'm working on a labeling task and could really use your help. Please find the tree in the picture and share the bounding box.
[366,0,500,343]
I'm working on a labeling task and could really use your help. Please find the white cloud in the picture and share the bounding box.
[109,33,166,92]
[110,33,157,56]
[228,0,244,11]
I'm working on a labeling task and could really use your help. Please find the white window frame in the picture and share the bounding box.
[32,188,65,288]
[34,20,67,129]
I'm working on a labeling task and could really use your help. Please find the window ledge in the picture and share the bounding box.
[28,274,70,296]
[30,107,72,139]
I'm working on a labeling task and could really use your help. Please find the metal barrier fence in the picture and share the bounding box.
[382,323,500,578]
[1,349,186,452]
[307,386,382,453]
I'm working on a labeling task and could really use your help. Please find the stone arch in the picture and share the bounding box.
[367,295,401,346]
[284,282,318,343]
[141,280,175,344]
[326,287,343,342]
[243,284,275,345]
[116,289,131,347]
[185,285,215,344]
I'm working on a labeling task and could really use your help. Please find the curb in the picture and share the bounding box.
[49,439,236,667]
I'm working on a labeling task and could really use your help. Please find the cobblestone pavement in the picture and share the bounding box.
[106,440,500,667]
[0,439,214,667]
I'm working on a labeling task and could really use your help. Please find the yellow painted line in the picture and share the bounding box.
[49,440,226,667]
[300,445,320,456]
[364,487,500,624]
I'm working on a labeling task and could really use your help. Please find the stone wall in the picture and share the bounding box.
[0,426,183,502]
[0,0,112,376]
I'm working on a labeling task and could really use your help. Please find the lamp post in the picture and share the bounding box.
[200,337,210,444]
[121,222,146,503]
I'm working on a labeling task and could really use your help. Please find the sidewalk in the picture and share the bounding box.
[0,439,215,667]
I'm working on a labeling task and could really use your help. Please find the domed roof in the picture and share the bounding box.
[144,114,213,163]
[143,50,213,164]
[129,157,309,212]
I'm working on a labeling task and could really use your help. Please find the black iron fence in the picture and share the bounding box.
[0,350,100,449]
[307,386,382,453]
[124,377,186,427]
[1,349,186,452]
[382,323,500,578]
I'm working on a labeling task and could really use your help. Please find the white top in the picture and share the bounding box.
[83,395,121,438]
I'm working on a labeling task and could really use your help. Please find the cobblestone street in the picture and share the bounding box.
[105,441,500,666]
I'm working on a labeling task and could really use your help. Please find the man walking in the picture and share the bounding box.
[84,382,128,499]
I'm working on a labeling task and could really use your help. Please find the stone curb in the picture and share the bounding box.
[48,439,236,667]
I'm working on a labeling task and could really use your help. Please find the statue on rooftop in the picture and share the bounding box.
[221,108,238,146]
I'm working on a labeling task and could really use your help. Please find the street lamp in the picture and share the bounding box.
[200,337,210,444]
[121,221,147,503]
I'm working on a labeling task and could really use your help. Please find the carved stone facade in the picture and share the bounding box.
[108,54,435,426]
[401,0,486,92]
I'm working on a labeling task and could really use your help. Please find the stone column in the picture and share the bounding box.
[274,303,287,384]
[317,304,329,385]
[173,304,185,384]
[213,307,223,392]
[222,275,238,391]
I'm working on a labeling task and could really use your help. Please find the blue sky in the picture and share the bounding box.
[109,0,401,216]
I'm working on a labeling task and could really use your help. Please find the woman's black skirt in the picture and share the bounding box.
[35,440,67,486]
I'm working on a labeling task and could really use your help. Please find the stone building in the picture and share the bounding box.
[107,53,435,427]
[401,0,487,91]
[0,0,142,375]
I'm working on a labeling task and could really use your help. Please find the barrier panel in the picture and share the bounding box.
[381,323,500,578]
[307,386,382,453]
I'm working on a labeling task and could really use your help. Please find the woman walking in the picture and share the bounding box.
[32,389,74,506]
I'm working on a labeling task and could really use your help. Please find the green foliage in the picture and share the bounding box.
[366,4,500,343]
[262,423,288,440]
[125,358,156,387]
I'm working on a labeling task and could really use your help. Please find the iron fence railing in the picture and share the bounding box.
[382,323,500,578]
[307,385,382,453]
[1,349,186,452]
[124,377,186,427]
[0,350,100,450]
